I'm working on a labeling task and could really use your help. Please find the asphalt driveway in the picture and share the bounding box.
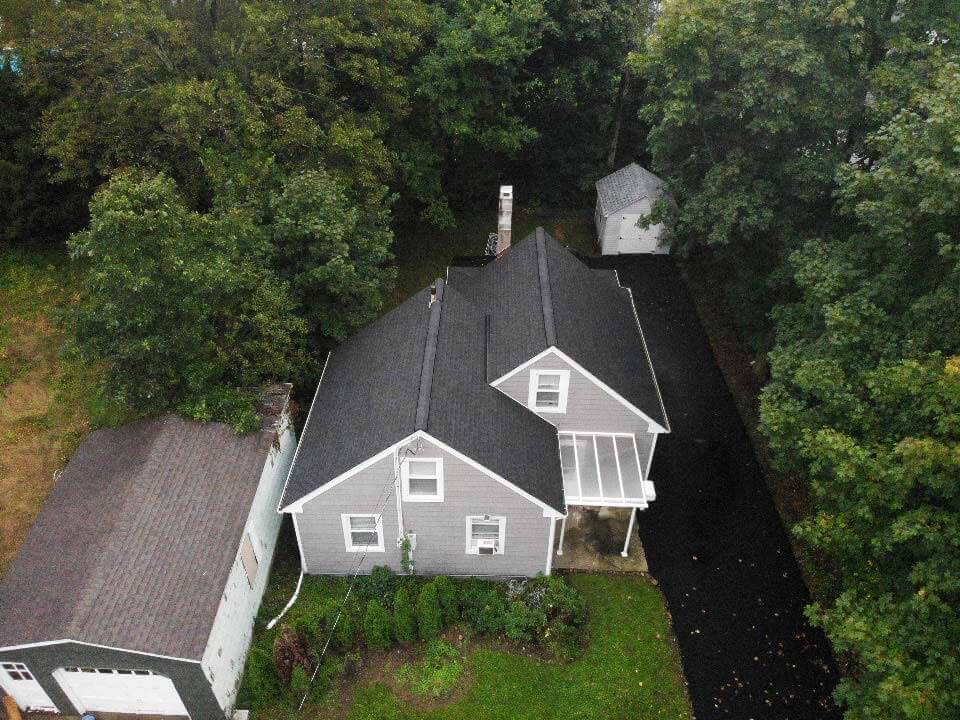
[590,255,840,720]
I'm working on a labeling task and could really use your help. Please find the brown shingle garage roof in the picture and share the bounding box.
[0,387,289,660]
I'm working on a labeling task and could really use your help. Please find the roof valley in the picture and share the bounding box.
[535,228,557,346]
[415,278,444,430]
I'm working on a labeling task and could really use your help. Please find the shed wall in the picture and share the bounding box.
[200,417,297,713]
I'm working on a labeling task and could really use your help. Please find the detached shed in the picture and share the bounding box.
[595,163,668,255]
[0,386,296,719]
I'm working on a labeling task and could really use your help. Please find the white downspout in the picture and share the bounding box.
[557,515,567,556]
[621,506,637,558]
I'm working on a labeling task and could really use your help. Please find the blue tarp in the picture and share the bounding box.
[1,50,22,74]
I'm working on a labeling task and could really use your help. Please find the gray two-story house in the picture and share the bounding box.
[279,229,669,577]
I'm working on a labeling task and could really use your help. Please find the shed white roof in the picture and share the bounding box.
[596,162,666,216]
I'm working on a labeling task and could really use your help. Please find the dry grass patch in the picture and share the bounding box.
[0,245,126,576]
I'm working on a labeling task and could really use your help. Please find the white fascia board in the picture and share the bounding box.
[0,639,201,664]
[280,431,421,513]
[615,272,671,433]
[489,347,557,387]
[417,431,565,519]
[291,511,308,574]
[493,347,668,434]
[276,351,331,513]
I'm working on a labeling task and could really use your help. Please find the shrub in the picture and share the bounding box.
[294,596,360,652]
[237,646,282,709]
[358,565,398,604]
[290,664,311,702]
[273,625,316,686]
[434,575,459,624]
[363,600,393,650]
[394,587,417,643]
[545,618,584,662]
[416,581,443,640]
[396,640,464,698]
[504,600,548,643]
[537,575,588,627]
[460,580,508,635]
[333,602,360,650]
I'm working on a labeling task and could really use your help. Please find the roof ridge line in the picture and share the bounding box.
[415,278,444,430]
[535,228,557,346]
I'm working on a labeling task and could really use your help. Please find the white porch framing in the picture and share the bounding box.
[555,430,650,561]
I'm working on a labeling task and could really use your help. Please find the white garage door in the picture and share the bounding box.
[54,666,189,716]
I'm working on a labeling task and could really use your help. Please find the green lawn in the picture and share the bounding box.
[240,542,692,720]
[391,208,597,304]
[345,575,692,720]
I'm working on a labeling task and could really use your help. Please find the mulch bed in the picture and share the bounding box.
[585,255,841,720]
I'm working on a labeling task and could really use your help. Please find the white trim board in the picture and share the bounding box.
[280,431,420,513]
[281,430,564,518]
[0,639,201,664]
[276,351,330,513]
[491,346,669,434]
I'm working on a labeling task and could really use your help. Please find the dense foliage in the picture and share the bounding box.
[0,0,650,424]
[68,171,305,428]
[636,1,960,717]
[760,62,960,719]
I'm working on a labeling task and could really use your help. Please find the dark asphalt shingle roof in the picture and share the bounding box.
[280,286,433,506]
[0,392,288,659]
[282,278,565,513]
[596,162,665,216]
[449,230,668,429]
[427,287,564,511]
[282,229,667,512]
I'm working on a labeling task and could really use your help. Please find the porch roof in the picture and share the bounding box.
[559,432,655,508]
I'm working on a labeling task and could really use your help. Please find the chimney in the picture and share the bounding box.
[497,185,513,254]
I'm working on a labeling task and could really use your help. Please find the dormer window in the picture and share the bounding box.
[528,369,570,413]
[401,458,444,502]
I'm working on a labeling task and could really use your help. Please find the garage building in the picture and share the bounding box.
[0,386,295,719]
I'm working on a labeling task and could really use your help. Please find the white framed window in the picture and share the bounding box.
[465,515,506,555]
[1,662,35,681]
[527,369,570,413]
[401,458,444,502]
[341,513,385,552]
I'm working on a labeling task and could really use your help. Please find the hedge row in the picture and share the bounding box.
[302,568,586,659]
[241,569,588,709]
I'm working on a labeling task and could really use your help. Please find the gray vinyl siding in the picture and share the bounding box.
[399,437,551,576]
[496,351,659,478]
[295,436,552,577]
[0,642,220,720]
[296,453,403,575]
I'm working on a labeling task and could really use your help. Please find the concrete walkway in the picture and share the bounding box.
[553,507,648,573]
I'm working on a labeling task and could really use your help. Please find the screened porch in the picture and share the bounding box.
[555,431,656,560]
[558,432,655,507]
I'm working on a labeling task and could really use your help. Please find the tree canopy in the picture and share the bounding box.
[633,0,960,715]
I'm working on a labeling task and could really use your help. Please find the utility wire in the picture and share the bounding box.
[296,438,422,712]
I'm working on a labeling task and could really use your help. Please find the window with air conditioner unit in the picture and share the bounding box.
[466,515,505,555]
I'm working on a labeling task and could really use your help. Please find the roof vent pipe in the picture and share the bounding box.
[497,185,513,254]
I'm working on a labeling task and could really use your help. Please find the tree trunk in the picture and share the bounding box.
[607,66,631,168]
